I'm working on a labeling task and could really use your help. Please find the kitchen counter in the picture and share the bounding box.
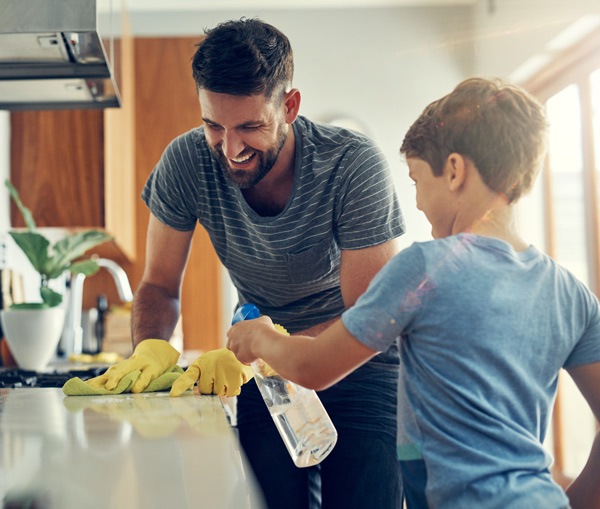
[0,388,265,509]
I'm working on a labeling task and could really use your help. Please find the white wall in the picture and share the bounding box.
[472,0,600,82]
[0,111,8,236]
[0,111,8,269]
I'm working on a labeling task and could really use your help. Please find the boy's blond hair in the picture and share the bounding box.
[400,77,549,203]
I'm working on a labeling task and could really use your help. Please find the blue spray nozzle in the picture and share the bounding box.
[231,303,260,325]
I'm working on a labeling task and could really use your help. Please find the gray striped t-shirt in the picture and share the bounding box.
[142,115,405,332]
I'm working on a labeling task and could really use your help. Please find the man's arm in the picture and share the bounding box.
[564,361,600,508]
[294,239,401,338]
[131,214,195,347]
[227,316,378,390]
[339,239,401,308]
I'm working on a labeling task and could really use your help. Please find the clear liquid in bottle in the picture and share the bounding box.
[252,359,337,468]
[232,304,338,468]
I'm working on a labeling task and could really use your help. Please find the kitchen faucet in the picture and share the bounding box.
[60,258,134,357]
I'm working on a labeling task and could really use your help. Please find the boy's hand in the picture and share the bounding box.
[85,339,180,393]
[226,315,278,365]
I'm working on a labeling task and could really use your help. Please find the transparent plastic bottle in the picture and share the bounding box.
[232,304,338,468]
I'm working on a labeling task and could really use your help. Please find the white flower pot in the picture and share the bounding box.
[0,307,65,371]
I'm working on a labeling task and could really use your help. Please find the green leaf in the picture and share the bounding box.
[10,302,50,310]
[68,259,101,276]
[8,231,51,274]
[45,230,113,279]
[5,179,37,231]
[40,287,63,307]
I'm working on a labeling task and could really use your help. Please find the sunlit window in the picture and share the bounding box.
[546,85,589,284]
[592,69,600,219]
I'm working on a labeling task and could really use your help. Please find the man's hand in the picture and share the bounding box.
[170,348,255,398]
[86,339,180,393]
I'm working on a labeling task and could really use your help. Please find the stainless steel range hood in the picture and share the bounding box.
[0,0,122,110]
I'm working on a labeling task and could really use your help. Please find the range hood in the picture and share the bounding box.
[0,0,122,110]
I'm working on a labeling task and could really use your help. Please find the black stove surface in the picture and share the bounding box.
[0,367,108,388]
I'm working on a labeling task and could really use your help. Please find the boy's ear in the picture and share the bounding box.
[445,153,467,192]
[283,88,301,123]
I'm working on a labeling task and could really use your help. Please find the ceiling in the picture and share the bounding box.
[124,0,479,11]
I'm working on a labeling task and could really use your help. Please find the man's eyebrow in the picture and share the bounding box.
[202,118,265,128]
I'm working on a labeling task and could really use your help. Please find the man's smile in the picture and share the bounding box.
[230,151,256,165]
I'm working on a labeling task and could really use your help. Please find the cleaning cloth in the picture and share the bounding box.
[62,365,185,396]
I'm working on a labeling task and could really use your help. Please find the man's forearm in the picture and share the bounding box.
[131,282,181,347]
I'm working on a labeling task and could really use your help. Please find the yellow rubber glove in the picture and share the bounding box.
[170,348,254,398]
[86,339,180,394]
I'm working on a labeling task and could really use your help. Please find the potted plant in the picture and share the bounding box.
[0,179,113,370]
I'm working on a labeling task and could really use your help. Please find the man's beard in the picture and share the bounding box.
[212,123,288,189]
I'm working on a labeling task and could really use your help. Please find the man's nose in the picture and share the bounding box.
[221,130,244,159]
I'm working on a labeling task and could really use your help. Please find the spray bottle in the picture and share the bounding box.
[232,303,337,468]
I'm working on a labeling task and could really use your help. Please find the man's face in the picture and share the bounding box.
[407,157,454,239]
[199,89,289,189]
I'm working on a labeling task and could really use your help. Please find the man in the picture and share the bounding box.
[90,18,404,509]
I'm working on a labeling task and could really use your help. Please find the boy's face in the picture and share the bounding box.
[407,157,455,239]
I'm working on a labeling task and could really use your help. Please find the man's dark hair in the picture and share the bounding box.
[192,18,294,100]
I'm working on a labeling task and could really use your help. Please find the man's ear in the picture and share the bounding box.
[445,153,467,192]
[283,88,301,123]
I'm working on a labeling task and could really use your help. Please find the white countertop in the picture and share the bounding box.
[0,388,265,509]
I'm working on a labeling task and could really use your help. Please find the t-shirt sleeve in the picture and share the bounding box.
[141,133,201,232]
[342,244,425,351]
[334,140,405,250]
[564,289,600,368]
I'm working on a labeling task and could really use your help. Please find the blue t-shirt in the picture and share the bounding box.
[343,234,600,508]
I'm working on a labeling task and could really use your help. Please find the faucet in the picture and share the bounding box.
[60,258,134,357]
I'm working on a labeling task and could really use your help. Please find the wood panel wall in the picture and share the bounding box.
[131,37,223,352]
[10,110,105,228]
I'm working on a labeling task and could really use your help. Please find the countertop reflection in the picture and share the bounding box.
[0,388,265,509]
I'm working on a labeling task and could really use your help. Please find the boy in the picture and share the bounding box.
[226,77,600,508]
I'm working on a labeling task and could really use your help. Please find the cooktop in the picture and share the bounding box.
[0,367,108,388]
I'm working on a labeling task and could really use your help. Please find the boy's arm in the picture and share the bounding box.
[226,316,379,390]
[564,361,600,508]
